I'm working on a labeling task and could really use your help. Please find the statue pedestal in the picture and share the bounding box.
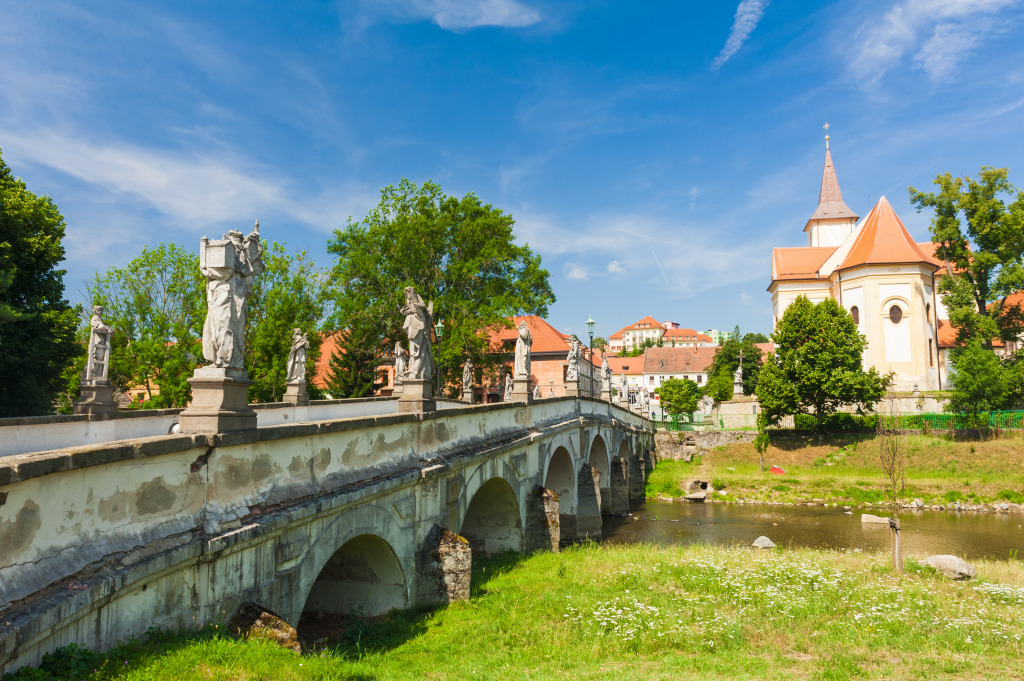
[600,388,611,402]
[73,381,118,416]
[179,366,256,433]
[564,379,579,398]
[511,378,532,404]
[732,379,744,398]
[283,380,309,405]
[392,379,404,398]
[462,388,474,404]
[398,378,435,413]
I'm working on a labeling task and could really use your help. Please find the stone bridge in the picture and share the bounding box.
[0,397,653,673]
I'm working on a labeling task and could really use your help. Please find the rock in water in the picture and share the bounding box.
[752,536,775,549]
[860,513,890,524]
[225,602,301,652]
[919,555,977,580]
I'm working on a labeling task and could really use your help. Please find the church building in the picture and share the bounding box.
[768,138,952,391]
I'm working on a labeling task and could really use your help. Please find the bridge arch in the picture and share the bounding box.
[589,433,612,513]
[459,475,523,557]
[544,445,577,542]
[293,504,410,626]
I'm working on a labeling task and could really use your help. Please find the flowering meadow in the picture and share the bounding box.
[7,543,1024,681]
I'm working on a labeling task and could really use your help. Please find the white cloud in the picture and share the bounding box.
[688,186,702,210]
[849,0,1017,83]
[607,260,626,274]
[371,0,541,31]
[566,264,588,280]
[713,0,772,71]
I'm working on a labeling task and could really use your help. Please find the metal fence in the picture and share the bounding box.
[654,410,1024,432]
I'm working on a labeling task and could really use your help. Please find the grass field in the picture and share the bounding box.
[7,543,1024,681]
[649,432,1024,507]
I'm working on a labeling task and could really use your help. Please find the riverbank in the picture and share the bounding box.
[650,432,1024,511]
[6,543,1024,681]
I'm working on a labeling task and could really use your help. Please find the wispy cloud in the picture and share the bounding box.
[713,0,772,71]
[607,260,626,274]
[849,0,1018,83]
[368,0,541,31]
[566,264,588,280]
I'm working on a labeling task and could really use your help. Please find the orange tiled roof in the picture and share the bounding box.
[605,355,643,375]
[808,147,858,222]
[487,315,573,354]
[936,319,957,348]
[837,197,938,271]
[610,315,665,339]
[642,346,718,374]
[772,246,835,281]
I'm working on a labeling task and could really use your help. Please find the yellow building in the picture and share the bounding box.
[768,139,951,390]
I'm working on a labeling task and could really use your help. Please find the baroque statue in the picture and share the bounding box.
[199,221,264,370]
[601,356,611,392]
[394,341,409,381]
[83,305,113,382]
[566,336,581,380]
[504,372,514,401]
[286,328,309,382]
[462,357,474,393]
[514,320,532,378]
[401,286,434,380]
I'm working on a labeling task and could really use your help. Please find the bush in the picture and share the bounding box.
[944,490,967,503]
[996,489,1024,504]
[792,413,878,431]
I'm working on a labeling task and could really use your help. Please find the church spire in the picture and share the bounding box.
[809,136,858,222]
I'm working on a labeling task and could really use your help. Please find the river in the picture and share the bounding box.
[602,500,1024,561]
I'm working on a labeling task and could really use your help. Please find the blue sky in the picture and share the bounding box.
[2,0,1024,340]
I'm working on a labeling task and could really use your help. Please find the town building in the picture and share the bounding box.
[607,316,715,353]
[768,137,952,390]
[701,329,735,345]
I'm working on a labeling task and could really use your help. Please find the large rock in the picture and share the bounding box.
[920,555,977,580]
[861,514,891,524]
[752,536,775,549]
[225,602,300,652]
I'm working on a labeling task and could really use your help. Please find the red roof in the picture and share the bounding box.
[663,327,712,343]
[609,315,665,339]
[642,346,718,374]
[838,197,938,271]
[772,246,835,281]
[605,355,643,375]
[487,315,573,354]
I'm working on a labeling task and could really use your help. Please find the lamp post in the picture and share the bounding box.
[586,314,596,397]
[434,318,444,398]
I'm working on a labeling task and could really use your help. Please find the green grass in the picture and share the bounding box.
[8,544,1024,680]
[666,433,1024,507]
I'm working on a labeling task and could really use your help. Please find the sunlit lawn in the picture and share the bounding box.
[9,543,1024,681]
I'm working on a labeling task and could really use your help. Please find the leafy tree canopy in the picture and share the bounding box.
[591,336,608,352]
[756,296,889,437]
[945,340,1009,418]
[327,179,555,398]
[656,378,701,415]
[909,167,1024,348]
[706,331,764,396]
[0,149,80,416]
[619,337,660,357]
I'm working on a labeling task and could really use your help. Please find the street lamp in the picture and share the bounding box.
[434,318,444,398]
[586,314,596,396]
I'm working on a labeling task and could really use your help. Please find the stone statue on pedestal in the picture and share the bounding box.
[394,341,409,380]
[504,372,514,401]
[84,306,112,381]
[461,357,474,403]
[286,329,309,382]
[514,321,532,379]
[401,286,434,381]
[533,385,540,399]
[601,357,612,393]
[74,306,118,415]
[200,221,264,372]
[566,336,581,380]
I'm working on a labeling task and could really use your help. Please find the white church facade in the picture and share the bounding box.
[768,139,953,391]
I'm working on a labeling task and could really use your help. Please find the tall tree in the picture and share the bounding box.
[328,179,555,398]
[756,296,889,440]
[87,244,205,408]
[909,167,1024,348]
[324,324,383,399]
[245,243,332,402]
[0,149,80,416]
[706,331,764,396]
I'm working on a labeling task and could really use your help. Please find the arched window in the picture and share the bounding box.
[889,305,903,324]
[850,306,860,325]
[926,303,932,323]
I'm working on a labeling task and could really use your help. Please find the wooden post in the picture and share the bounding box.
[889,517,903,573]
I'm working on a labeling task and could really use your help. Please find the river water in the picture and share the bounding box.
[602,500,1024,561]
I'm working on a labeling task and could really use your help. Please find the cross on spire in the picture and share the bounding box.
[823,122,830,149]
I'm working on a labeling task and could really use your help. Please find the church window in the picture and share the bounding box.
[926,303,932,323]
[850,306,860,325]
[889,305,903,324]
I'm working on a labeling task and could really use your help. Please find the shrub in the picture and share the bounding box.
[944,490,966,503]
[996,490,1024,504]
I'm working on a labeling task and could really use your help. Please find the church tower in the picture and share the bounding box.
[803,136,858,247]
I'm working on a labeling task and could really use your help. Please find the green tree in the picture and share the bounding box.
[324,323,384,399]
[327,179,555,398]
[87,244,205,408]
[592,336,608,352]
[909,167,1024,348]
[945,341,1009,420]
[706,332,764,396]
[620,337,660,357]
[656,378,700,415]
[0,150,81,416]
[743,331,770,343]
[756,296,889,440]
[704,370,733,402]
[246,244,332,402]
